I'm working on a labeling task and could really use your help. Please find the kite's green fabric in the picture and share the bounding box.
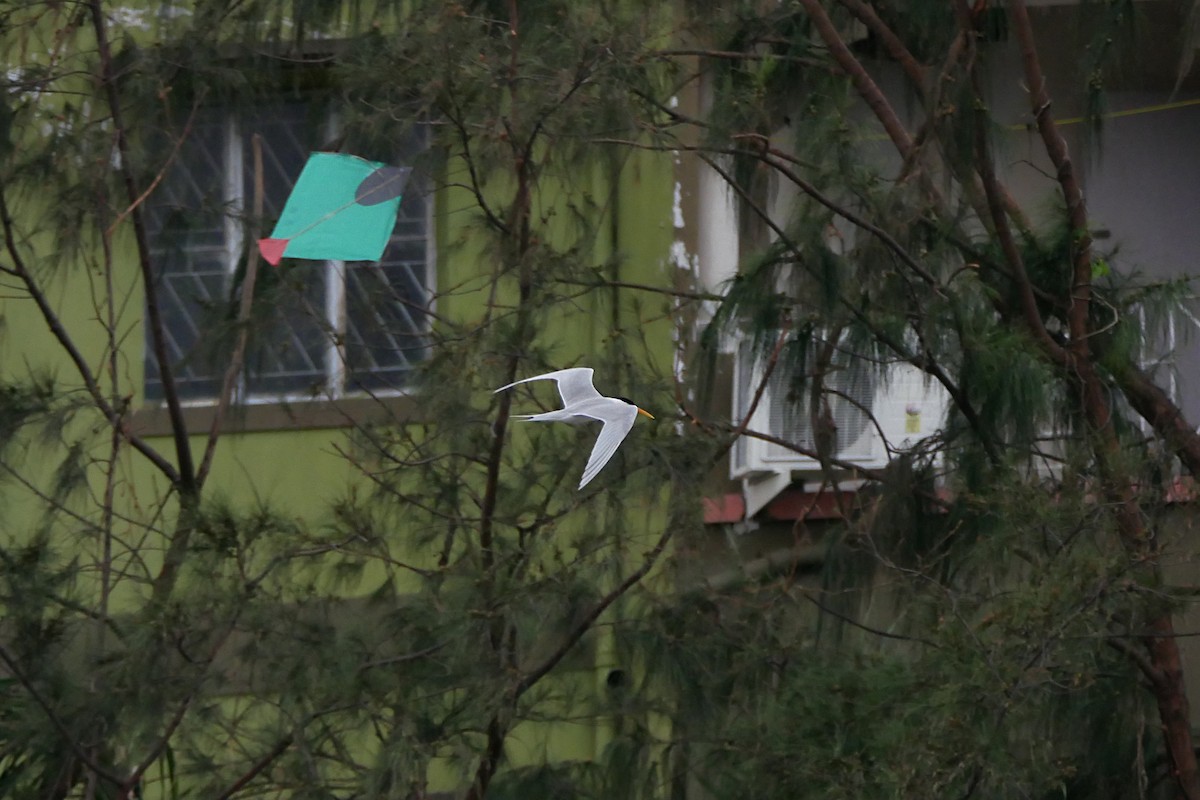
[258,153,410,265]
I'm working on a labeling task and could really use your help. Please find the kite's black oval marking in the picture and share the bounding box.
[355,166,413,206]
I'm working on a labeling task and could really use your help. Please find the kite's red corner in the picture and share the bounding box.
[258,238,289,266]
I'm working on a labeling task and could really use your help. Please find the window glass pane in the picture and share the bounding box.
[240,103,329,398]
[242,104,315,220]
[144,117,231,401]
[345,188,430,392]
[242,261,330,397]
[145,101,334,402]
[343,125,430,393]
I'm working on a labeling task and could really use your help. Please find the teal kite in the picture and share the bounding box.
[257,152,411,266]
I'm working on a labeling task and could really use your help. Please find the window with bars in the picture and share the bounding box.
[143,101,431,403]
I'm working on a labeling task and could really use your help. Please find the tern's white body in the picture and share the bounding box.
[494,367,652,489]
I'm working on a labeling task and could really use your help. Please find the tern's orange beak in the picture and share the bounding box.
[637,407,655,420]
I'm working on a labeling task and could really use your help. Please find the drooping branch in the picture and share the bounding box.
[0,189,180,485]
[755,149,944,290]
[688,144,999,465]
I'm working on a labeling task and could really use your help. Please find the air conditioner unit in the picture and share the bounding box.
[730,335,947,514]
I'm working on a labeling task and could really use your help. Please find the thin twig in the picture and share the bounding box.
[710,318,791,467]
[197,133,265,488]
[799,590,941,649]
[0,191,180,484]
[104,93,204,237]
[212,733,295,800]
[516,521,676,697]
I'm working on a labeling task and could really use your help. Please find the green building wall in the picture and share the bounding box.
[0,10,685,787]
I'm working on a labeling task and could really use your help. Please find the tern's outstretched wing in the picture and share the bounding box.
[576,403,639,489]
[493,367,602,408]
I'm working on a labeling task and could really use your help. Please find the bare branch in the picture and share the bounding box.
[800,590,941,649]
[104,93,204,237]
[1007,0,1094,346]
[197,133,265,488]
[563,277,722,303]
[715,315,791,467]
[1108,636,1166,686]
[516,521,676,697]
[834,0,927,94]
[797,0,912,154]
[1112,361,1200,476]
[87,0,197,499]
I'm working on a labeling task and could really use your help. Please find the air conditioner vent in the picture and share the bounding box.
[763,345,876,461]
[730,333,948,492]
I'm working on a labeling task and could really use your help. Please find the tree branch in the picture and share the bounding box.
[1111,360,1200,477]
[968,69,1066,362]
[516,521,676,697]
[0,189,180,485]
[1007,3,1200,795]
[213,733,295,800]
[1108,636,1166,686]
[0,643,127,790]
[797,0,912,154]
[1008,0,1094,347]
[709,317,791,468]
[87,0,197,499]
[196,133,265,488]
[834,0,927,93]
